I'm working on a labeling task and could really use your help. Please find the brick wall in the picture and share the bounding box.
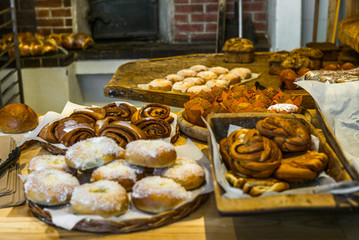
[174,0,267,43]
[34,0,73,35]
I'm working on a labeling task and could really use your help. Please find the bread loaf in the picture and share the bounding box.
[0,103,38,133]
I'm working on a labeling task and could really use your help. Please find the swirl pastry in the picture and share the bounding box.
[70,107,106,124]
[274,151,328,183]
[131,103,174,124]
[256,116,311,152]
[132,118,171,140]
[103,101,137,121]
[221,128,282,178]
[38,119,60,143]
[96,118,146,148]
[55,116,96,147]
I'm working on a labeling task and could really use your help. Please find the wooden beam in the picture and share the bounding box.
[313,0,320,42]
[216,0,227,53]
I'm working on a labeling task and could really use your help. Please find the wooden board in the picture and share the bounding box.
[206,112,359,215]
[104,53,315,109]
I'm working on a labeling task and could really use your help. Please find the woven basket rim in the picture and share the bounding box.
[28,193,209,233]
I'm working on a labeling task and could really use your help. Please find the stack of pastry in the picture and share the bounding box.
[220,116,328,196]
[24,138,205,216]
[38,102,179,149]
[143,64,253,94]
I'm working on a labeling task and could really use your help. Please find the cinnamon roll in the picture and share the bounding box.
[131,103,174,124]
[103,101,137,121]
[69,107,106,124]
[132,118,172,140]
[38,119,60,143]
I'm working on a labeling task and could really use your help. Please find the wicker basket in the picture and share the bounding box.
[28,193,209,233]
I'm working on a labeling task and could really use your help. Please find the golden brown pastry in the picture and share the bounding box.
[256,116,312,152]
[103,101,137,121]
[132,118,172,140]
[38,119,60,143]
[70,107,106,124]
[274,151,328,183]
[131,103,174,124]
[148,79,173,91]
[0,103,38,133]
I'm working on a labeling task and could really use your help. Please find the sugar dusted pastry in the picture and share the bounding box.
[267,103,299,113]
[148,79,173,91]
[209,66,229,75]
[165,74,184,83]
[172,81,194,93]
[177,69,197,78]
[205,79,229,89]
[190,64,209,72]
[183,77,205,86]
[187,85,211,95]
[218,73,241,85]
[229,67,252,80]
[196,71,218,82]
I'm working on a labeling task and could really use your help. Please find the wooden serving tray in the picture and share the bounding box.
[206,112,359,215]
[104,53,315,108]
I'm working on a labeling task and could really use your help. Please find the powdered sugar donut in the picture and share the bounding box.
[148,79,173,91]
[189,64,209,72]
[172,81,193,93]
[90,159,145,191]
[28,155,76,175]
[70,180,129,217]
[187,85,211,95]
[125,139,177,168]
[205,79,229,89]
[196,71,218,82]
[65,136,125,171]
[154,158,205,190]
[24,169,80,206]
[131,176,192,213]
[267,103,299,113]
[183,77,205,86]
[177,69,197,78]
[165,74,184,83]
[209,66,229,75]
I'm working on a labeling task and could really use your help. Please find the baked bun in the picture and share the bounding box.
[131,176,192,213]
[187,85,211,95]
[190,64,209,72]
[209,66,229,75]
[274,151,328,183]
[196,70,218,81]
[172,81,193,93]
[256,116,312,152]
[177,69,197,77]
[205,79,229,89]
[149,79,173,91]
[165,74,184,83]
[229,67,252,80]
[154,158,205,190]
[65,136,125,171]
[218,73,241,85]
[70,180,129,217]
[183,77,205,86]
[90,159,145,191]
[24,169,80,206]
[125,139,177,168]
[0,103,38,133]
[28,154,76,175]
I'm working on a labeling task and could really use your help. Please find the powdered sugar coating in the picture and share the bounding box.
[132,176,192,200]
[28,155,68,172]
[70,180,128,215]
[126,139,175,159]
[267,103,299,113]
[187,85,211,94]
[24,169,80,205]
[65,136,124,170]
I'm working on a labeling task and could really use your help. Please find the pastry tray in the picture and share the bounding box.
[206,112,359,215]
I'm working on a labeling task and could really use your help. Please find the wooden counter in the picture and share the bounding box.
[4,123,359,240]
[103,53,316,109]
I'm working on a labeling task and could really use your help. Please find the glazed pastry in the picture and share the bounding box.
[131,103,174,124]
[209,66,229,75]
[187,85,211,95]
[267,103,299,114]
[196,71,218,82]
[96,118,146,148]
[256,116,311,152]
[28,154,76,175]
[177,69,197,77]
[165,74,184,83]
[70,107,106,124]
[274,151,328,183]
[205,79,229,89]
[183,77,205,86]
[218,73,241,85]
[132,118,172,140]
[148,79,173,91]
[103,101,137,121]
[55,116,96,147]
[189,64,209,72]
[38,119,60,143]
[172,81,194,93]
[229,67,252,80]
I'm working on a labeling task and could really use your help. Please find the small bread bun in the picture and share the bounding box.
[196,71,218,81]
[149,79,173,91]
[0,103,38,133]
[229,67,252,80]
[177,69,197,77]
[187,85,212,95]
[189,64,209,72]
[218,73,241,85]
[70,180,129,217]
[165,74,184,83]
[28,154,76,175]
[90,159,145,191]
[209,66,229,75]
[205,79,229,89]
[172,81,193,93]
[125,139,177,168]
[154,158,205,190]
[131,176,192,213]
[183,77,205,86]
[65,136,125,171]
[24,169,80,206]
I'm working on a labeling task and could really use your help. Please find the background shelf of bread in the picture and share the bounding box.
[0,32,94,57]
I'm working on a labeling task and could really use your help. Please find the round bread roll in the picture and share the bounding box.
[90,159,145,191]
[218,73,241,85]
[154,158,205,190]
[196,71,218,81]
[205,79,229,89]
[125,139,177,168]
[229,67,252,80]
[0,103,38,133]
[177,69,197,77]
[148,79,173,91]
[183,77,205,86]
[65,136,125,171]
[209,66,229,75]
[187,85,211,95]
[70,180,129,217]
[24,169,80,206]
[189,64,209,72]
[28,154,76,175]
[165,74,184,83]
[172,81,193,93]
[131,176,192,213]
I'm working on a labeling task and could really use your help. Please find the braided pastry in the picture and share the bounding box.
[274,151,328,183]
[131,103,174,124]
[96,118,146,148]
[103,101,137,121]
[55,116,96,147]
[221,129,282,178]
[256,116,311,152]
[132,118,172,140]
[38,119,60,143]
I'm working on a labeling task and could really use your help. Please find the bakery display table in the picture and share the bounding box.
[103,53,316,109]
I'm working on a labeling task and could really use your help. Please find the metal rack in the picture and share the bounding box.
[0,0,23,108]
